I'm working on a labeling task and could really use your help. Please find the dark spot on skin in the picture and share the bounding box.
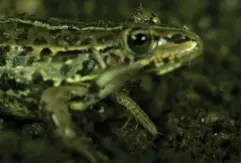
[78,60,96,76]
[32,73,43,84]
[44,80,55,86]
[32,72,54,86]
[52,49,91,62]
[34,36,47,44]
[153,36,160,42]
[26,56,36,65]
[123,57,131,64]
[57,50,88,55]
[40,47,52,56]
[88,81,100,93]
[0,72,28,91]
[163,57,170,64]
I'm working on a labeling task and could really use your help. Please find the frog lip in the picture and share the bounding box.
[143,40,203,75]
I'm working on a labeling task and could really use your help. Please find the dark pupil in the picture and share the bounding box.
[132,34,147,45]
[127,32,152,54]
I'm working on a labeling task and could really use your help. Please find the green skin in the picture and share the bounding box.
[0,8,203,163]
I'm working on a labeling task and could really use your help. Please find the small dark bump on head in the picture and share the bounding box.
[34,36,47,44]
[129,7,160,24]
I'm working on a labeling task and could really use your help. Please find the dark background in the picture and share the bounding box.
[0,0,241,163]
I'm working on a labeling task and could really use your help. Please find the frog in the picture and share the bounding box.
[0,6,203,163]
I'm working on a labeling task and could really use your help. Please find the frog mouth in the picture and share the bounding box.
[144,40,203,75]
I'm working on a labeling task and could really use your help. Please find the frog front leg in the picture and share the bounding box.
[40,85,107,163]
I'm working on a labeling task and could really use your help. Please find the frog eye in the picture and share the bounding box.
[127,30,153,55]
[166,34,190,44]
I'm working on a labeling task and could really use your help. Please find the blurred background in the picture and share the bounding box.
[0,0,241,163]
